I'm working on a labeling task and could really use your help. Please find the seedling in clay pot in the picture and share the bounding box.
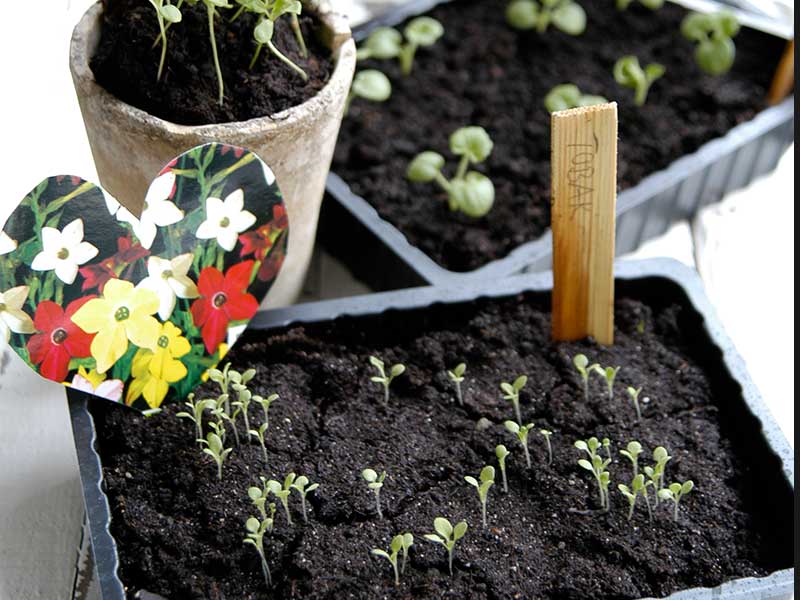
[362,468,387,519]
[464,465,495,528]
[500,374,528,424]
[658,480,695,522]
[681,10,740,75]
[616,0,663,11]
[504,420,534,468]
[495,445,510,493]
[147,0,183,80]
[544,84,607,113]
[243,0,309,80]
[368,355,406,405]
[423,517,468,576]
[357,17,445,75]
[346,70,392,115]
[243,503,277,587]
[447,362,467,406]
[613,56,665,106]
[407,126,496,218]
[505,0,586,35]
[371,533,414,585]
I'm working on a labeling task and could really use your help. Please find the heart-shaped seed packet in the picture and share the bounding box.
[0,143,287,410]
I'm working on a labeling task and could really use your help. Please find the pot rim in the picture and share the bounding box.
[69,0,357,136]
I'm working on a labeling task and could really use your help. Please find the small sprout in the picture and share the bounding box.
[464,465,495,529]
[643,464,663,508]
[602,437,612,461]
[212,396,241,447]
[423,517,467,576]
[613,56,665,106]
[202,0,233,105]
[500,375,528,424]
[505,0,586,35]
[618,473,646,520]
[362,468,387,519]
[176,393,214,447]
[658,480,694,522]
[290,475,319,523]
[572,354,595,402]
[592,364,621,401]
[495,445,510,493]
[504,420,534,469]
[371,533,414,586]
[148,0,183,81]
[681,11,740,75]
[247,479,270,519]
[575,437,612,511]
[357,27,403,61]
[626,386,643,420]
[369,356,406,405]
[345,70,392,115]
[540,429,553,465]
[267,473,296,525]
[244,504,276,588]
[232,383,253,444]
[249,421,269,464]
[199,432,232,480]
[447,363,467,406]
[252,392,278,429]
[617,0,663,10]
[407,126,495,218]
[544,84,608,113]
[619,441,643,477]
[652,446,672,500]
[358,18,444,76]
[241,0,308,80]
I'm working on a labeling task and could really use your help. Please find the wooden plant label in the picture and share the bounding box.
[768,39,794,106]
[550,103,617,345]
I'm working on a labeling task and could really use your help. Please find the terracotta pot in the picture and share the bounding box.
[69,1,356,307]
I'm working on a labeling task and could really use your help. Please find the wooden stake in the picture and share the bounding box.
[768,39,794,106]
[551,103,617,345]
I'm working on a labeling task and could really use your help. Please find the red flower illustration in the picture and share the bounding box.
[257,248,286,282]
[79,234,149,292]
[191,261,259,353]
[239,225,273,261]
[27,298,95,382]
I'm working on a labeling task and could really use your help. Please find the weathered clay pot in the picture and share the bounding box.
[69,1,356,308]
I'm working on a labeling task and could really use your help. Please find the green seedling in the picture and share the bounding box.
[208,362,254,413]
[613,55,665,106]
[464,465,495,528]
[423,517,468,576]
[212,396,241,447]
[357,18,444,75]
[544,84,607,113]
[658,480,694,521]
[345,70,392,115]
[626,386,643,420]
[643,463,663,508]
[252,392,278,429]
[592,364,621,401]
[572,354,595,402]
[176,393,214,447]
[247,478,270,519]
[290,475,319,523]
[407,126,495,218]
[495,445,510,493]
[575,437,612,511]
[267,473,296,525]
[602,437,612,461]
[500,375,528,424]
[148,0,183,80]
[540,429,553,465]
[617,0,663,10]
[681,11,740,75]
[232,383,253,443]
[371,533,414,585]
[244,504,276,587]
[202,0,233,105]
[506,0,586,35]
[362,468,387,519]
[199,432,232,480]
[652,446,672,502]
[447,363,467,406]
[504,420,534,468]
[369,356,406,405]
[619,440,643,477]
[249,422,269,463]
[246,0,309,80]
[618,473,647,520]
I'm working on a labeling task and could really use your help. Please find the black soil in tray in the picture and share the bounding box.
[332,0,785,272]
[91,0,334,125]
[90,291,791,599]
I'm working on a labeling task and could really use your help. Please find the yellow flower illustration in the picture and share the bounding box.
[126,321,190,408]
[71,279,160,374]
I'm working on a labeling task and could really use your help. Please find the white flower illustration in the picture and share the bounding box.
[196,189,256,252]
[0,231,17,256]
[137,254,199,321]
[31,218,99,284]
[0,285,34,342]
[117,171,183,249]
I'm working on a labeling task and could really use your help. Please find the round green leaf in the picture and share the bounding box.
[434,517,453,539]
[496,444,509,459]
[552,1,586,35]
[246,517,260,533]
[453,521,468,540]
[681,13,712,41]
[695,38,735,75]
[545,84,581,113]
[364,27,403,59]
[248,486,263,500]
[480,466,496,482]
[506,0,539,29]
[449,172,495,218]
[407,151,445,182]
[681,480,694,494]
[362,468,377,482]
[404,17,444,47]
[449,126,494,163]
[390,364,406,377]
[351,70,392,102]
[254,19,274,45]
[717,11,740,37]
[576,94,608,107]
[160,4,182,23]
[464,475,479,487]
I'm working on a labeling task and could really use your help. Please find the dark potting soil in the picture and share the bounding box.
[90,291,792,599]
[90,0,334,125]
[331,0,786,272]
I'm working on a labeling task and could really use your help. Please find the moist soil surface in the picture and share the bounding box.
[331,0,785,272]
[91,0,334,125]
[91,291,792,599]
